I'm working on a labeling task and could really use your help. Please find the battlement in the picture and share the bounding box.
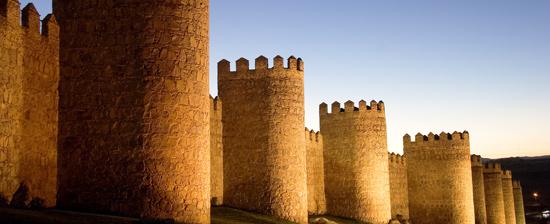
[512,180,521,188]
[319,100,385,116]
[0,1,59,38]
[471,154,483,167]
[501,170,513,179]
[483,163,502,173]
[403,131,469,145]
[210,95,222,111]
[305,128,322,143]
[218,55,304,76]
[388,152,406,165]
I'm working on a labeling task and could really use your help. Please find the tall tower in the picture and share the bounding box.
[389,153,409,220]
[53,1,210,222]
[210,96,223,206]
[403,131,475,224]
[483,163,506,224]
[320,100,391,224]
[501,170,516,224]
[512,181,526,224]
[218,56,307,223]
[305,128,326,215]
[471,155,487,224]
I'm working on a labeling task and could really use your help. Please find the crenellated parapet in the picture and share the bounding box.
[389,152,406,165]
[471,154,483,167]
[403,131,469,146]
[305,128,322,143]
[319,100,385,117]
[501,170,513,179]
[483,163,502,174]
[1,2,59,39]
[512,180,522,189]
[210,95,222,112]
[218,55,303,81]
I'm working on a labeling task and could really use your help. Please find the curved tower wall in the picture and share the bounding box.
[502,171,516,224]
[471,155,487,224]
[483,163,506,224]
[403,131,475,224]
[210,96,223,206]
[320,100,391,224]
[53,1,210,222]
[306,129,326,215]
[513,181,526,224]
[218,56,307,224]
[389,153,409,219]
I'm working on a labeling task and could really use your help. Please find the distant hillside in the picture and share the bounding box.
[485,156,550,206]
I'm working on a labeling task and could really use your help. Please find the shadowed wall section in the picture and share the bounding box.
[0,0,59,207]
[53,0,210,222]
[404,131,475,224]
[218,56,307,224]
[320,100,391,224]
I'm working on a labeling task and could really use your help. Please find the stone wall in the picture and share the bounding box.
[501,170,516,224]
[0,1,58,207]
[305,128,326,215]
[53,0,210,222]
[471,155,487,224]
[512,181,526,224]
[218,56,307,224]
[483,163,506,224]
[210,96,223,206]
[388,153,409,220]
[404,131,475,224]
[320,100,391,224]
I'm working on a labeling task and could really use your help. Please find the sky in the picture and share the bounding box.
[25,0,550,158]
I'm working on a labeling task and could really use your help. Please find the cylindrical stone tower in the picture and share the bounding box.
[53,1,210,222]
[513,181,526,224]
[502,170,516,224]
[403,131,475,224]
[218,56,307,223]
[306,129,327,215]
[471,155,487,224]
[320,100,391,224]
[483,163,506,224]
[210,96,223,206]
[389,153,409,220]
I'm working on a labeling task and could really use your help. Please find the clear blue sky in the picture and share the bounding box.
[26,0,550,158]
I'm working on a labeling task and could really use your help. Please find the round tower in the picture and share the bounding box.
[403,131,475,224]
[53,1,210,222]
[483,163,506,224]
[210,96,223,206]
[218,56,307,223]
[501,170,516,224]
[389,153,409,220]
[471,155,487,224]
[320,100,391,224]
[306,129,327,215]
[512,181,526,224]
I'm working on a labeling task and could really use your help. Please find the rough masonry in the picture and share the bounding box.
[53,0,210,222]
[388,153,409,220]
[218,56,308,224]
[305,128,326,215]
[0,1,59,207]
[320,100,391,224]
[501,170,516,224]
[513,181,526,224]
[471,155,487,224]
[210,96,223,206]
[404,131,475,224]
[483,163,506,224]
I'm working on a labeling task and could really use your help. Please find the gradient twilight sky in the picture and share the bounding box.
[26,0,550,158]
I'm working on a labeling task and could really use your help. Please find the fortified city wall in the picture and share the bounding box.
[0,0,59,207]
[218,56,308,224]
[53,0,211,222]
[513,181,526,224]
[305,128,326,215]
[388,152,409,220]
[403,131,475,224]
[320,100,391,224]
[501,170,516,224]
